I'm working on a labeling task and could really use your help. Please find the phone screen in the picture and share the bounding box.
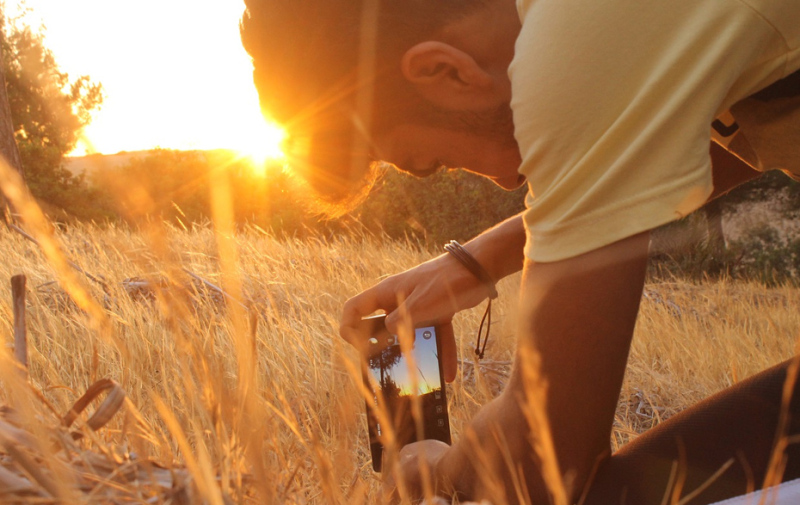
[362,316,451,472]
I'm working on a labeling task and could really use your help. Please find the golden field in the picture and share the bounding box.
[0,215,797,503]
[0,151,796,505]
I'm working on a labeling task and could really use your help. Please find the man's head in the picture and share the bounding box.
[240,0,522,211]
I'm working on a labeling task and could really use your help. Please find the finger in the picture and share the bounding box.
[339,283,399,346]
[384,291,443,337]
[384,303,412,338]
[396,440,451,501]
[385,283,465,335]
[439,321,458,383]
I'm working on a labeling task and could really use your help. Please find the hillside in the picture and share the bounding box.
[64,149,240,176]
[64,151,149,176]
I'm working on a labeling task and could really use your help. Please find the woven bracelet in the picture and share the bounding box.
[444,240,497,359]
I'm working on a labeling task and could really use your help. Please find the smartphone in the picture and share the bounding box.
[359,314,451,472]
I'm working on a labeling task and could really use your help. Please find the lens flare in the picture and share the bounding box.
[235,120,287,175]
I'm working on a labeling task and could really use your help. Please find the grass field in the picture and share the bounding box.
[0,215,798,503]
[0,151,796,505]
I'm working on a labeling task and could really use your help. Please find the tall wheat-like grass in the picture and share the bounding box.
[0,160,798,503]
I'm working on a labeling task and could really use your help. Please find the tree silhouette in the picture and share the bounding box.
[0,26,21,176]
[368,343,404,392]
[381,376,402,403]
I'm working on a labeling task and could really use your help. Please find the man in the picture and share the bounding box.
[241,0,800,503]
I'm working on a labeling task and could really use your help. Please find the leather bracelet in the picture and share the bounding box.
[444,240,498,299]
[444,240,497,359]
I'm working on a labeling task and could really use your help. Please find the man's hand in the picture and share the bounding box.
[382,440,452,503]
[339,214,527,382]
[340,252,493,382]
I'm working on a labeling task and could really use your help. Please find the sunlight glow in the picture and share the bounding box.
[234,120,287,173]
[13,0,284,161]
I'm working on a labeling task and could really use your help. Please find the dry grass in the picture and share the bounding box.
[0,222,797,503]
[0,165,798,503]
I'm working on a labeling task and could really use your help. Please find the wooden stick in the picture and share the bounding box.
[11,274,27,370]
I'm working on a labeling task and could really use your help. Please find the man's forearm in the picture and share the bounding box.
[463,212,526,283]
[434,232,650,503]
[434,386,532,502]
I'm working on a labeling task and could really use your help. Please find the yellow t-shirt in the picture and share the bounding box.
[510,0,800,262]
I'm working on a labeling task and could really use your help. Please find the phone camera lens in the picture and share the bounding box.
[423,330,432,340]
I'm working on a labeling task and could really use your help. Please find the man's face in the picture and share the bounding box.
[374,123,525,190]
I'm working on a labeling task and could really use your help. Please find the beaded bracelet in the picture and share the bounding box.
[444,240,497,359]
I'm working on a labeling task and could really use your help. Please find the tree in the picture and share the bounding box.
[1,11,103,214]
[0,30,22,175]
[368,343,404,393]
[114,149,212,223]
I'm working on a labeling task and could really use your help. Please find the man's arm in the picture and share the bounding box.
[467,212,528,283]
[396,232,650,504]
[390,143,760,500]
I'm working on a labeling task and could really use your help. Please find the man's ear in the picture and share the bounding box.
[401,41,497,110]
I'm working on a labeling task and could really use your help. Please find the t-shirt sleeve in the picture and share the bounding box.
[511,0,795,262]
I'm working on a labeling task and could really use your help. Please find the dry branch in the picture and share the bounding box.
[0,379,244,504]
[182,267,251,310]
[62,378,126,432]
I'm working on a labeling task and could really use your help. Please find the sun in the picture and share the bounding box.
[235,119,287,173]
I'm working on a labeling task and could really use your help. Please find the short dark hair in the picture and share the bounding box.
[240,0,487,212]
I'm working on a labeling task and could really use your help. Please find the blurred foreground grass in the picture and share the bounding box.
[0,222,798,503]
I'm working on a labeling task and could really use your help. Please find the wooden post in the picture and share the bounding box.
[11,274,27,370]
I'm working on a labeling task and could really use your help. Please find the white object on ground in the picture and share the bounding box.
[709,478,800,505]
[421,479,800,505]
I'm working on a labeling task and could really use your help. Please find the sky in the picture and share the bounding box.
[8,0,285,159]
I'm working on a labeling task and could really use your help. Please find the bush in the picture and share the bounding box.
[88,152,527,246]
[728,228,800,287]
[649,206,799,287]
[354,168,526,246]
[719,170,799,210]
